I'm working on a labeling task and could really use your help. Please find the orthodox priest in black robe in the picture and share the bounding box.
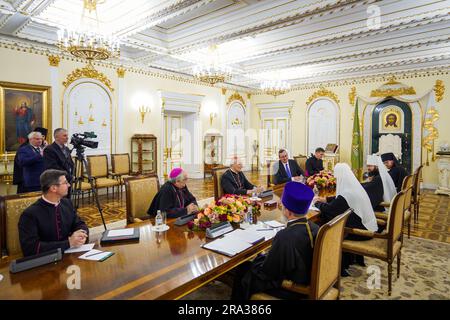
[18,169,88,257]
[147,168,198,218]
[381,152,408,192]
[231,182,318,300]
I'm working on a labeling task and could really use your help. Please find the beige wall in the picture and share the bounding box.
[1,46,448,186]
[250,73,450,187]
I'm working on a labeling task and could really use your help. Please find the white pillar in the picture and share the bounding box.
[49,56,61,132]
[117,68,125,153]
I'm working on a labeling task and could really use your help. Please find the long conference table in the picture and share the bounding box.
[0,193,320,300]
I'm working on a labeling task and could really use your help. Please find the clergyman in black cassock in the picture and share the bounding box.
[18,170,88,257]
[231,182,318,300]
[147,168,198,218]
[381,152,408,192]
[221,156,259,195]
[305,148,325,176]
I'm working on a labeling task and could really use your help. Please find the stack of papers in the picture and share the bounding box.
[107,229,134,237]
[202,237,252,257]
[78,249,114,261]
[202,222,285,257]
[309,203,320,211]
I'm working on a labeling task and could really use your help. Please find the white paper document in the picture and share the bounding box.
[65,243,95,254]
[202,237,252,257]
[309,203,320,211]
[79,249,114,261]
[224,229,265,244]
[107,228,134,237]
[263,220,285,228]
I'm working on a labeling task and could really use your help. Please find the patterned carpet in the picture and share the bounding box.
[182,236,450,300]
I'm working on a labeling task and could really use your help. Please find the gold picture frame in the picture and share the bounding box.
[0,82,52,159]
[379,105,404,134]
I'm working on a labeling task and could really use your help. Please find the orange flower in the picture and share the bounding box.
[232,214,241,223]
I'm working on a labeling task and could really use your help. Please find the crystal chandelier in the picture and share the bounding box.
[193,45,232,85]
[57,0,120,62]
[260,79,291,97]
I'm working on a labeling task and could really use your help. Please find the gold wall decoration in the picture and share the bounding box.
[221,88,227,95]
[48,55,60,67]
[63,63,114,92]
[349,86,356,106]
[434,80,444,102]
[370,77,416,97]
[247,93,251,99]
[306,87,340,105]
[117,67,125,78]
[227,92,245,106]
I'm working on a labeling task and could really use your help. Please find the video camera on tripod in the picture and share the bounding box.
[70,132,99,150]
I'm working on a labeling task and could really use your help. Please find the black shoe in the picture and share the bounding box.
[341,269,350,277]
[355,255,366,267]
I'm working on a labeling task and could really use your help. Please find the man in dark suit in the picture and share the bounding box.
[43,128,74,186]
[17,131,45,192]
[13,127,48,193]
[273,149,305,185]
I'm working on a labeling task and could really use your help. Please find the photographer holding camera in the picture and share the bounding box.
[43,128,75,197]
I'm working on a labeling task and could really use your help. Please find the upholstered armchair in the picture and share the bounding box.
[124,175,160,224]
[251,210,351,300]
[212,166,229,201]
[0,192,41,258]
[293,155,307,173]
[342,190,407,295]
[111,153,133,194]
[412,165,423,223]
[86,154,121,199]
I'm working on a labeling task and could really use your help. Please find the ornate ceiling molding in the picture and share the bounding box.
[306,88,340,106]
[63,63,114,92]
[229,11,450,66]
[170,0,378,54]
[245,36,450,74]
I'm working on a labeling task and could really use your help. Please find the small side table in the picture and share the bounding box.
[435,153,450,196]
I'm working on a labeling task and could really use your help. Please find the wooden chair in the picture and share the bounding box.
[124,175,160,224]
[251,210,351,300]
[212,166,229,201]
[111,153,133,193]
[293,155,307,173]
[0,192,41,258]
[401,175,413,238]
[342,191,407,295]
[266,160,277,188]
[412,165,423,223]
[86,154,121,199]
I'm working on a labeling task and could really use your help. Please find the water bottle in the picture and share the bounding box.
[247,206,253,224]
[155,210,163,227]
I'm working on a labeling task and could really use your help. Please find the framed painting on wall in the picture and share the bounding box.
[0,82,51,158]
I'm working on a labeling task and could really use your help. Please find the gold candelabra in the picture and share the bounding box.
[139,105,151,123]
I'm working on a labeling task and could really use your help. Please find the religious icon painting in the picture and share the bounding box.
[379,105,404,134]
[0,82,51,157]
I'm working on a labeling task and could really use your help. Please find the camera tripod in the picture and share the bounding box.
[71,146,107,231]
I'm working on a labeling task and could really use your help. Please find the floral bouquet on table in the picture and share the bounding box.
[306,170,336,190]
[188,194,261,231]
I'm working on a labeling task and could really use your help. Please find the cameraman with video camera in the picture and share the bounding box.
[43,128,75,197]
